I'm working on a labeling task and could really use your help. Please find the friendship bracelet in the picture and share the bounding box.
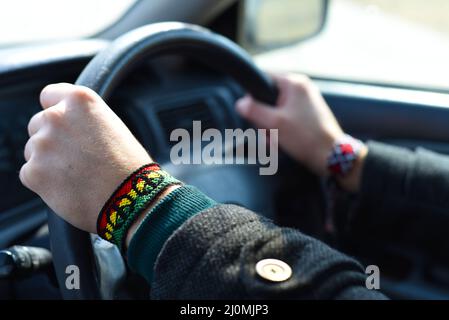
[97,163,182,250]
[327,134,364,177]
[324,134,363,236]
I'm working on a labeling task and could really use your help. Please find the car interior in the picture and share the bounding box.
[1,0,449,299]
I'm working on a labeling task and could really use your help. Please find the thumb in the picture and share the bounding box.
[235,95,281,129]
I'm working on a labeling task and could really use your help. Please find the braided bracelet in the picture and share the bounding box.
[97,163,181,250]
[327,134,363,177]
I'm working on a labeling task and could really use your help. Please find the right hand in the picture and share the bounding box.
[236,73,346,177]
[20,83,153,233]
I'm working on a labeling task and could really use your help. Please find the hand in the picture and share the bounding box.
[236,73,367,191]
[20,83,152,233]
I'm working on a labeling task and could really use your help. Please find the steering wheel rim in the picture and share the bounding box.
[48,22,279,300]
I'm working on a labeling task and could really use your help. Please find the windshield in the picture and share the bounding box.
[251,0,449,92]
[0,0,137,47]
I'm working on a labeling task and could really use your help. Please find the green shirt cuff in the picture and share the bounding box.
[127,185,217,284]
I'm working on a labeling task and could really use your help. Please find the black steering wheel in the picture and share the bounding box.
[47,22,279,299]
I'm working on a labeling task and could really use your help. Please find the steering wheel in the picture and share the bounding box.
[47,22,279,299]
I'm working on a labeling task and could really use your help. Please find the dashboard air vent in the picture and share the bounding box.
[158,102,217,145]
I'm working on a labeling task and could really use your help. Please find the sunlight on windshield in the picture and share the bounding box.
[0,0,136,47]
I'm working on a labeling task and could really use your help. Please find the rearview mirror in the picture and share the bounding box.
[239,0,329,53]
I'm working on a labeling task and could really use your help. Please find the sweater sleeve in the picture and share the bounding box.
[127,186,387,300]
[127,185,216,283]
[339,141,449,259]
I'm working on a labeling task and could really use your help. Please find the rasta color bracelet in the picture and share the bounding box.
[97,163,181,250]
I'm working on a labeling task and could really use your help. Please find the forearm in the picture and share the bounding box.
[148,204,386,299]
[357,141,449,221]
[125,187,386,299]
[341,141,449,257]
[125,184,181,248]
[126,185,216,283]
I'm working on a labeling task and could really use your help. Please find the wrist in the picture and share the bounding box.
[126,185,217,283]
[311,132,346,177]
[324,134,368,193]
[336,144,368,192]
[96,163,182,250]
[125,184,180,249]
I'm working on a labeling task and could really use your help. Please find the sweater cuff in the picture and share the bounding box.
[127,185,217,284]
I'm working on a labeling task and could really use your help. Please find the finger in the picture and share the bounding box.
[235,95,281,129]
[40,83,75,109]
[19,162,31,189]
[23,138,34,162]
[27,110,45,137]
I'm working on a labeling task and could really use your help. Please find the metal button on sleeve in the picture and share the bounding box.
[255,258,292,282]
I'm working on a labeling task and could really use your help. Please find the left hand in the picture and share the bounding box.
[236,73,345,176]
[20,83,152,233]
[236,73,367,191]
